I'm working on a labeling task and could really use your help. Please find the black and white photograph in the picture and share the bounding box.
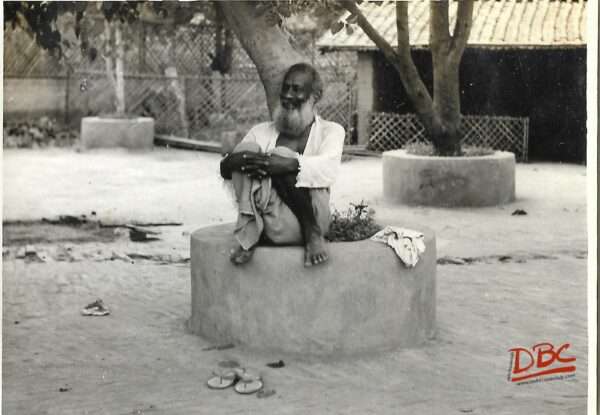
[2,1,596,413]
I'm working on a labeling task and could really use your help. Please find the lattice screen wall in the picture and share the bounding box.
[5,19,357,141]
[367,112,529,161]
[66,71,354,141]
[5,21,358,78]
[4,22,250,77]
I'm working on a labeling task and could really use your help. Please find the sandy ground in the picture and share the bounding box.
[2,147,589,414]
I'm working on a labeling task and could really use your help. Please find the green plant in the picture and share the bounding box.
[461,145,495,157]
[326,201,382,242]
[3,117,77,148]
[403,141,435,156]
[404,141,495,157]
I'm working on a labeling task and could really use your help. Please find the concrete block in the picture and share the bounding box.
[81,116,154,150]
[383,150,516,207]
[189,223,436,357]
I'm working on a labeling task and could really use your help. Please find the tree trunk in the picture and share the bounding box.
[220,1,305,116]
[114,22,126,115]
[431,53,461,155]
[166,26,189,137]
[428,0,474,155]
[103,21,119,115]
[343,0,473,156]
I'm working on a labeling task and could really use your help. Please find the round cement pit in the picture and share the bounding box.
[189,223,436,357]
[382,150,516,207]
[81,116,154,150]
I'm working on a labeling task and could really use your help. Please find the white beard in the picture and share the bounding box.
[273,99,315,136]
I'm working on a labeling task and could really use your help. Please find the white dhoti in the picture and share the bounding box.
[231,141,331,250]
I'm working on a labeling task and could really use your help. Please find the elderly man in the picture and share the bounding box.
[220,63,345,267]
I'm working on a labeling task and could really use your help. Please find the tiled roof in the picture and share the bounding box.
[318,0,587,50]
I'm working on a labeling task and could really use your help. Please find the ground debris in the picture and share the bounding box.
[54,245,76,262]
[5,244,189,265]
[129,228,160,242]
[110,252,134,262]
[125,253,190,264]
[437,256,468,265]
[266,360,285,368]
[256,388,276,399]
[3,220,118,245]
[511,209,528,216]
[218,360,240,368]
[15,245,47,263]
[130,405,156,414]
[202,343,235,351]
[437,253,560,266]
[42,215,88,226]
[131,222,182,227]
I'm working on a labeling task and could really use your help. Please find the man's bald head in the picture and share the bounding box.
[282,63,323,104]
[274,63,323,136]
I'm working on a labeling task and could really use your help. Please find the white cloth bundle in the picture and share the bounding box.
[370,226,426,268]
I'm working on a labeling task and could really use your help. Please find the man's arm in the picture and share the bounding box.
[295,123,345,188]
[234,151,300,179]
[220,153,244,180]
[221,151,297,180]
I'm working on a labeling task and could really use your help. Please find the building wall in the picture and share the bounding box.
[4,77,68,123]
[372,48,587,163]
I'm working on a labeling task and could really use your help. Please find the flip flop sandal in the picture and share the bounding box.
[81,299,110,316]
[234,372,263,395]
[207,369,239,389]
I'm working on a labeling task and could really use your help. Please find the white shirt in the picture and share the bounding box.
[240,115,346,188]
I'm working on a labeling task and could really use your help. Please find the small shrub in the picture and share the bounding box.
[326,201,382,242]
[404,141,435,156]
[4,117,78,149]
[461,145,495,156]
[403,141,495,157]
[98,112,141,119]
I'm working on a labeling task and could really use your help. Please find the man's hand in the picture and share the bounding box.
[242,153,299,179]
[221,151,299,180]
[239,153,270,178]
[220,151,263,179]
[262,154,299,176]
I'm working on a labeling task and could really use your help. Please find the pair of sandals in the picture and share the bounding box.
[207,368,263,394]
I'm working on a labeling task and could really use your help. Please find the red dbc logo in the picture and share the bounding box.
[508,342,576,382]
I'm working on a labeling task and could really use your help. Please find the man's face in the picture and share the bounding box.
[280,70,313,110]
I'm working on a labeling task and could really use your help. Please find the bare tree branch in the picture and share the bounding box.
[395,1,410,56]
[339,0,435,127]
[430,0,450,50]
[450,0,474,60]
[339,0,399,64]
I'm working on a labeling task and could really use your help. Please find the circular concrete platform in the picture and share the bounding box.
[81,116,154,150]
[382,150,515,207]
[189,223,436,357]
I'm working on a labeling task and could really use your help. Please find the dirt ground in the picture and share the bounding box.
[2,147,589,414]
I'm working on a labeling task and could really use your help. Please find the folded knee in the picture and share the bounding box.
[233,141,261,154]
[271,146,299,158]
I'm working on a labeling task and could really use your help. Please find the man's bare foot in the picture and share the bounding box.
[229,245,255,266]
[304,235,328,267]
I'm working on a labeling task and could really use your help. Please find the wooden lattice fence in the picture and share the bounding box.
[367,112,529,161]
